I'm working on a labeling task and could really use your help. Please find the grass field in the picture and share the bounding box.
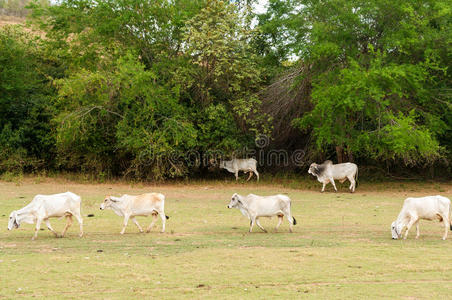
[1,177,452,299]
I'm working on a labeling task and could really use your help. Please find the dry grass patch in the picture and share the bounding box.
[0,178,451,298]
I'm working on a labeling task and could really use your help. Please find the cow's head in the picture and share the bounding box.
[100,196,117,210]
[227,193,242,209]
[391,221,402,239]
[308,163,320,176]
[7,211,20,230]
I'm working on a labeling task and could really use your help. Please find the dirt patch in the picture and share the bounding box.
[0,16,25,26]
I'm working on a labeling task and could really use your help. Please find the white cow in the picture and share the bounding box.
[227,193,296,232]
[391,195,452,240]
[220,158,259,181]
[100,193,169,234]
[7,191,83,240]
[308,160,358,192]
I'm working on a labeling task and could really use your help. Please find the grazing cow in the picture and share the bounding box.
[227,193,296,232]
[220,158,259,181]
[7,192,83,240]
[100,193,169,234]
[308,160,358,192]
[391,195,452,240]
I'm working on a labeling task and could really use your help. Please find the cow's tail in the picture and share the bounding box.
[355,166,359,188]
[289,200,296,225]
[165,215,170,220]
[449,201,452,231]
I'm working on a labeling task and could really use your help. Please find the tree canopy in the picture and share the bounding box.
[0,0,450,179]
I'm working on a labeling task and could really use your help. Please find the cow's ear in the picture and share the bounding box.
[314,166,319,173]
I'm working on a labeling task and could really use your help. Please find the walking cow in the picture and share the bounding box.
[100,193,169,234]
[227,193,296,233]
[7,191,84,240]
[219,158,259,181]
[308,160,358,193]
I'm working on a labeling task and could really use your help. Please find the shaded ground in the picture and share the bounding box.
[1,178,451,299]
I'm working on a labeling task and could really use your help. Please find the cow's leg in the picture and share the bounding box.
[72,212,83,237]
[32,218,43,240]
[158,210,166,233]
[330,178,338,192]
[146,213,158,233]
[283,207,295,233]
[61,215,73,237]
[404,218,417,240]
[131,217,144,233]
[249,216,256,233]
[120,215,130,235]
[235,171,239,181]
[347,175,356,193]
[45,219,59,237]
[246,171,253,181]
[275,215,283,231]
[255,218,267,233]
[415,221,420,239]
[71,206,84,237]
[442,216,448,240]
[254,169,259,181]
[321,182,326,192]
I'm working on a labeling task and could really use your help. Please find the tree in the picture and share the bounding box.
[180,0,268,136]
[0,25,57,173]
[261,0,451,167]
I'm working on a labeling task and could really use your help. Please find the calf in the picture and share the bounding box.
[7,192,83,240]
[391,195,452,240]
[100,193,169,234]
[227,193,296,232]
[308,160,358,192]
[220,158,259,181]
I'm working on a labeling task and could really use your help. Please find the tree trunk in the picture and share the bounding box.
[336,146,344,164]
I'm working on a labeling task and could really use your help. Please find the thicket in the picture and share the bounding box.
[0,0,450,179]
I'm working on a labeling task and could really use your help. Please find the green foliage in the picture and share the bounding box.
[289,0,451,166]
[53,52,197,178]
[19,0,268,178]
[0,25,56,172]
[1,0,450,178]
[180,0,268,135]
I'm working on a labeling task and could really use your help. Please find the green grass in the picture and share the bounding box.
[1,178,452,299]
